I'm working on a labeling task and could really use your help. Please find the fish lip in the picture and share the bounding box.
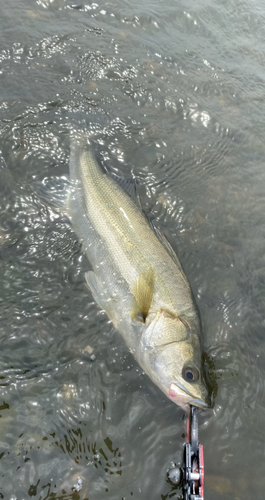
[174,381,189,395]
[173,382,209,409]
[190,398,209,409]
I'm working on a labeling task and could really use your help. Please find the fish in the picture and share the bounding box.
[63,136,209,411]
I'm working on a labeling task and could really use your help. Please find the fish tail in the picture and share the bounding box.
[70,136,138,201]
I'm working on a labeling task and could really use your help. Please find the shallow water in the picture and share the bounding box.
[1,0,265,498]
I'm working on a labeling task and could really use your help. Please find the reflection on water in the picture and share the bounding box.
[1,0,265,498]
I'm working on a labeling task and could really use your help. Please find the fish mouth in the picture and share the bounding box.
[189,397,209,409]
[169,382,209,410]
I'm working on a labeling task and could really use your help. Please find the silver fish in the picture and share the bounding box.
[66,137,209,411]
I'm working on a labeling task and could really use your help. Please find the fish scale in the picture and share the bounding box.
[67,136,209,411]
[78,147,190,313]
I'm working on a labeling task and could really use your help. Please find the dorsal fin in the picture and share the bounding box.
[149,220,185,274]
[107,171,137,201]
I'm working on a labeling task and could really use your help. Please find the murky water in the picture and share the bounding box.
[1,0,265,498]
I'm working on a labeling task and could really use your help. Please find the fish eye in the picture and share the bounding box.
[182,366,199,383]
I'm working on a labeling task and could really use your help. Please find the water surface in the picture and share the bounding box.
[1,0,265,498]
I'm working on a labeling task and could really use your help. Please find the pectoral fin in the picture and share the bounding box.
[131,268,154,323]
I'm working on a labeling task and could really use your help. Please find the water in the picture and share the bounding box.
[1,0,265,498]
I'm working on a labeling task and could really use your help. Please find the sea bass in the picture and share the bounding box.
[67,137,209,411]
